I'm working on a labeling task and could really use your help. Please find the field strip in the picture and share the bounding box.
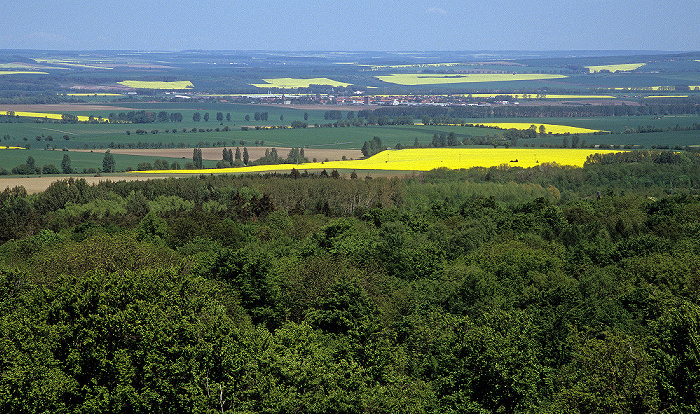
[132,148,624,174]
[376,73,567,85]
[252,78,352,88]
[117,80,193,89]
[586,63,646,73]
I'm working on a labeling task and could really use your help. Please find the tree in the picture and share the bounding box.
[235,147,242,161]
[204,112,210,122]
[226,113,231,122]
[243,147,249,165]
[304,112,309,121]
[26,156,36,171]
[193,148,203,168]
[245,115,250,122]
[539,124,546,136]
[61,154,72,174]
[42,164,60,174]
[193,112,201,122]
[216,112,224,122]
[102,151,115,173]
[157,111,169,122]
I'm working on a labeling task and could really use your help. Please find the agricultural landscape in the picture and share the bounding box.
[3,49,700,412]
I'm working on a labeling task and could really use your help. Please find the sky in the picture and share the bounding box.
[2,0,698,51]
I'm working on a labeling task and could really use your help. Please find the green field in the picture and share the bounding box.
[3,108,700,173]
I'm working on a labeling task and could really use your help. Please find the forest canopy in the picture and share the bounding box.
[2,151,700,413]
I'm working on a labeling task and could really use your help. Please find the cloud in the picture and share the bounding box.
[427,7,447,15]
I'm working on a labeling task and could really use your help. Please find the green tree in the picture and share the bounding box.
[193,112,201,122]
[193,148,203,169]
[216,112,223,122]
[204,112,210,122]
[243,147,249,165]
[102,151,115,173]
[61,154,72,174]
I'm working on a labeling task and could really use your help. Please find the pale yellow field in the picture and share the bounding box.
[133,148,623,174]
[586,63,646,73]
[645,95,689,98]
[117,81,193,89]
[0,146,25,150]
[34,59,113,70]
[475,122,603,134]
[376,73,567,85]
[360,62,462,70]
[0,71,48,75]
[4,111,94,122]
[466,93,615,99]
[251,78,352,88]
[66,93,124,96]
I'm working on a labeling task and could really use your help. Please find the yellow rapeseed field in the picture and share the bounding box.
[117,81,194,89]
[251,78,352,88]
[586,63,646,73]
[4,111,93,122]
[376,73,567,85]
[475,123,603,134]
[133,148,623,174]
[0,146,25,149]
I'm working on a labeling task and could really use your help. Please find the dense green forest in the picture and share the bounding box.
[2,151,700,413]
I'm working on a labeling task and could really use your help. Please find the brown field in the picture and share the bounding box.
[0,169,407,195]
[76,147,364,162]
[0,175,174,194]
[0,104,133,112]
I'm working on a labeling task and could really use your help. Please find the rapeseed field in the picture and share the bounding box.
[4,111,93,122]
[135,148,623,174]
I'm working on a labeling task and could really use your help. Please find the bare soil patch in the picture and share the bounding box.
[0,104,133,112]
[0,175,173,195]
[75,147,364,162]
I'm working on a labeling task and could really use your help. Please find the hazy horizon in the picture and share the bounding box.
[3,0,698,52]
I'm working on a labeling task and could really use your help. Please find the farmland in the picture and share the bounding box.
[0,70,48,75]
[1,50,700,176]
[251,78,353,88]
[4,49,700,413]
[135,148,623,174]
[117,81,194,89]
[376,73,567,85]
[473,123,603,134]
[585,63,646,73]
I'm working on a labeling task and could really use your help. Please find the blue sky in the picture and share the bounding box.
[2,0,698,51]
